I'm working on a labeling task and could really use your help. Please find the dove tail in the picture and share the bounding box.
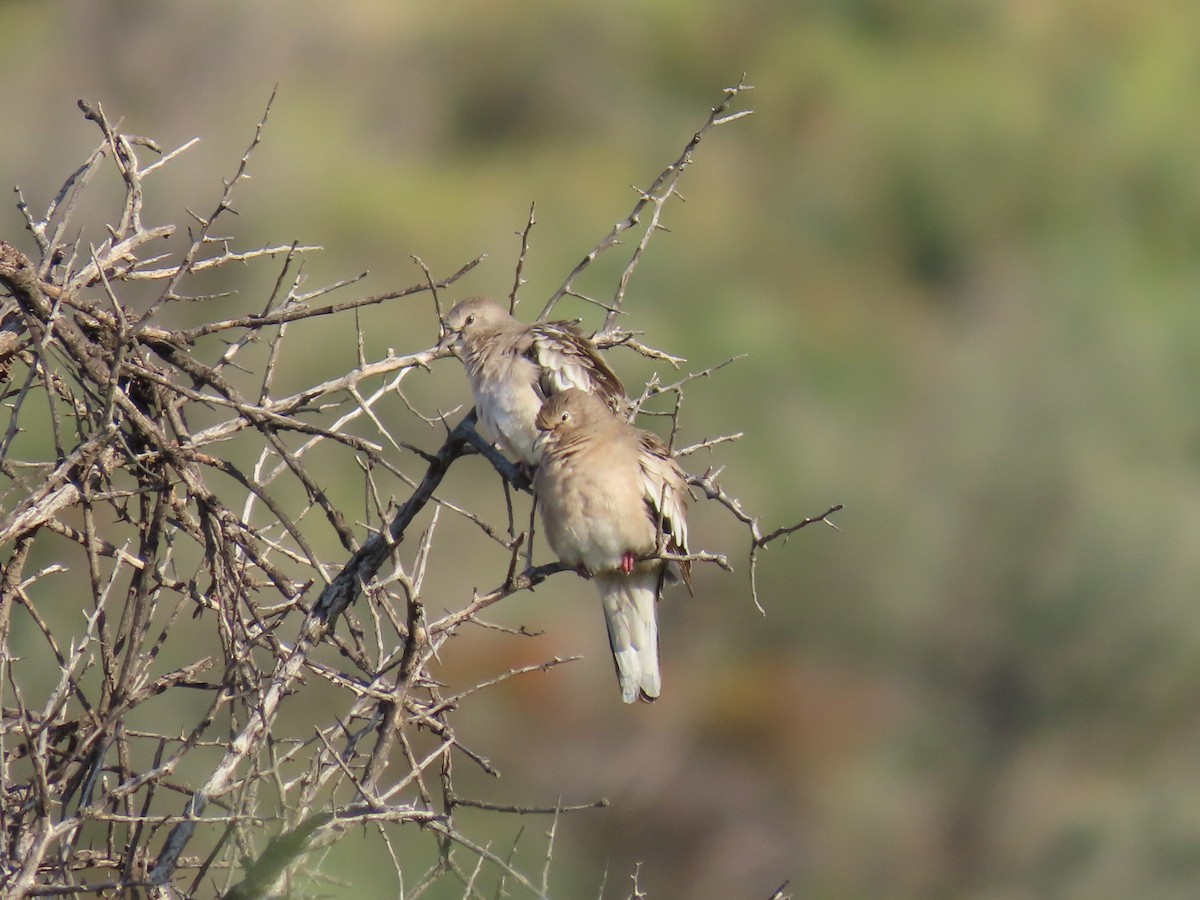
[596,572,661,703]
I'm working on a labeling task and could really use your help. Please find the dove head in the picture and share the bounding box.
[442,296,511,348]
[535,387,614,437]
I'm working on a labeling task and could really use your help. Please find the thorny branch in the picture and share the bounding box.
[0,82,835,897]
[538,79,754,330]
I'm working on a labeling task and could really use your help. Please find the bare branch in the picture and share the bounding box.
[539,79,753,324]
[509,202,537,312]
[0,83,830,898]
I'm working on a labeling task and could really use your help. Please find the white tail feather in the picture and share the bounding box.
[596,573,661,703]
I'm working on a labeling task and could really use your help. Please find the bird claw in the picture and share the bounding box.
[621,551,636,575]
[513,460,535,490]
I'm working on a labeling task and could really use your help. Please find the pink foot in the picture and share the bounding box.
[621,551,636,575]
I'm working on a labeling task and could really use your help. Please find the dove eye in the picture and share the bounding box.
[559,411,570,423]
[463,315,475,326]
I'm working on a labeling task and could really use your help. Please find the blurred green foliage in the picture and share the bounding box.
[5,0,1200,896]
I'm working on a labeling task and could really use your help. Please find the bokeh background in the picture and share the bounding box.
[5,1,1200,897]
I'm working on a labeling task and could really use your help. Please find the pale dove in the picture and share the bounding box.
[440,296,624,465]
[533,388,692,703]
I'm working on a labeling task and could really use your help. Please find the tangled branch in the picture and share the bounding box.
[0,82,832,897]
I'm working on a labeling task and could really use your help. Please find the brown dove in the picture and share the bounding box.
[533,388,691,703]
